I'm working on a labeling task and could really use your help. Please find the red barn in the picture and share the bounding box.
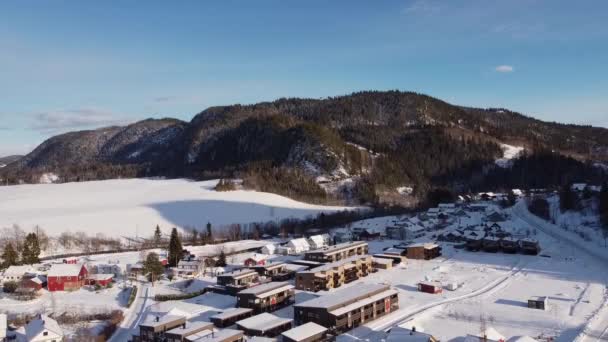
[47,264,88,292]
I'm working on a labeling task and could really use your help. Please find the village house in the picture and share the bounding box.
[236,281,295,313]
[519,238,541,255]
[235,313,293,338]
[463,327,506,342]
[307,234,330,250]
[1,265,36,285]
[85,273,114,287]
[93,263,123,277]
[482,236,500,253]
[211,308,254,328]
[22,314,64,342]
[405,243,442,260]
[260,244,277,255]
[286,238,310,254]
[47,264,88,292]
[243,254,268,267]
[295,255,373,292]
[404,225,426,240]
[165,321,214,342]
[465,235,483,251]
[174,259,204,278]
[134,315,187,342]
[190,329,245,342]
[281,322,328,342]
[249,262,293,281]
[20,275,47,291]
[372,257,394,270]
[216,269,260,294]
[499,237,519,253]
[303,241,368,263]
[127,262,145,279]
[294,283,399,334]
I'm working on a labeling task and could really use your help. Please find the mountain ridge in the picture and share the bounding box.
[2,91,606,203]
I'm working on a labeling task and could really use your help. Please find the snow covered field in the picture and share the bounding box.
[0,178,359,237]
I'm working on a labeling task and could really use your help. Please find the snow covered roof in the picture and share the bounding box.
[308,234,326,246]
[407,242,439,249]
[387,327,434,342]
[464,327,505,342]
[25,315,63,341]
[330,288,399,316]
[87,273,114,281]
[236,313,292,331]
[2,265,36,277]
[166,321,213,337]
[295,283,390,309]
[218,269,257,279]
[281,322,327,341]
[438,203,456,209]
[47,264,84,277]
[302,255,370,274]
[404,225,426,233]
[237,282,293,297]
[372,257,394,265]
[245,254,269,263]
[288,238,310,250]
[190,328,243,341]
[211,308,253,320]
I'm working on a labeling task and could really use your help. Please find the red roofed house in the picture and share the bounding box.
[47,264,88,292]
[86,274,114,287]
[244,254,269,267]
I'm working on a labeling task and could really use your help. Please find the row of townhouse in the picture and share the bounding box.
[303,241,368,263]
[295,254,373,292]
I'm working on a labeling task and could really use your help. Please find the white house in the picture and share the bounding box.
[307,234,329,249]
[287,238,310,254]
[22,314,63,342]
[174,260,203,277]
[261,244,277,255]
[93,264,123,277]
[404,225,426,240]
[1,265,36,285]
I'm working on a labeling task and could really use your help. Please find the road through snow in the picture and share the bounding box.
[512,201,608,342]
[109,284,153,342]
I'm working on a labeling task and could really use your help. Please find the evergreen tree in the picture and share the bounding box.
[21,235,32,265]
[216,250,227,267]
[143,252,165,283]
[29,233,41,264]
[168,228,183,267]
[206,222,213,243]
[559,183,577,212]
[154,225,162,247]
[1,242,19,268]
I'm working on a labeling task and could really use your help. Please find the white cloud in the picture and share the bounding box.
[30,108,128,133]
[495,65,514,73]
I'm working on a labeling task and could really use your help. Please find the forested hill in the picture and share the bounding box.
[2,91,607,205]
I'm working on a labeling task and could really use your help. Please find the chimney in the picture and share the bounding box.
[155,316,160,322]
[411,326,416,333]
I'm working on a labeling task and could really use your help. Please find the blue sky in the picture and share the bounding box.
[1,0,607,155]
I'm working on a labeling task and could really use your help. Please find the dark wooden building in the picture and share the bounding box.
[135,315,186,342]
[165,321,214,342]
[304,241,368,263]
[236,281,295,313]
[216,269,260,294]
[211,308,254,328]
[417,282,442,294]
[294,283,399,334]
[405,243,442,260]
[519,238,541,255]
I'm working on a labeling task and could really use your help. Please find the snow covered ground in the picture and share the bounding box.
[0,178,360,237]
[496,143,524,168]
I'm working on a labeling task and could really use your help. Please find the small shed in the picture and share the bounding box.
[417,282,442,294]
[261,244,277,255]
[528,296,548,310]
[86,273,114,287]
[372,257,394,270]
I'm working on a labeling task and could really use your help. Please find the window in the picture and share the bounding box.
[43,331,48,336]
